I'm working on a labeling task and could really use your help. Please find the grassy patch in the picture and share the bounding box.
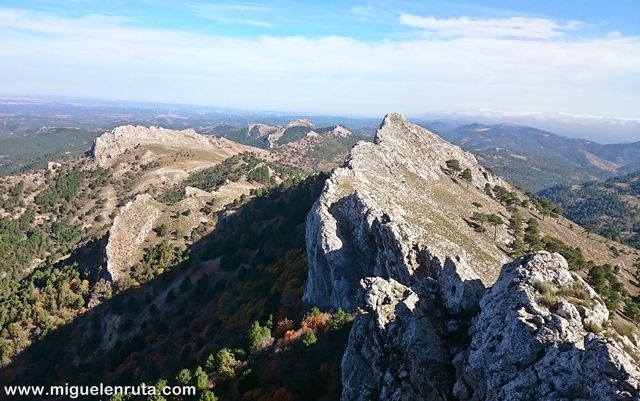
[611,319,635,341]
[539,292,558,308]
[557,282,593,307]
[584,320,603,334]
[532,279,554,295]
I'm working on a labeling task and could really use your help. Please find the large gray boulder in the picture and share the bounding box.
[455,252,640,401]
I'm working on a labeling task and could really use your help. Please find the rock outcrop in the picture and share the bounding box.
[92,125,232,167]
[341,277,457,401]
[235,120,352,149]
[105,194,161,282]
[304,113,640,401]
[455,252,640,401]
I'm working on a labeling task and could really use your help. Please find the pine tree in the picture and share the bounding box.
[461,168,472,188]
[487,214,504,240]
[446,159,462,173]
[509,236,525,256]
[193,366,208,390]
[302,331,317,346]
[471,212,489,232]
[206,348,239,378]
[484,183,493,197]
[199,390,218,401]
[176,368,192,385]
[524,218,542,250]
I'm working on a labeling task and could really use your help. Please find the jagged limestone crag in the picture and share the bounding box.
[92,125,234,167]
[341,276,469,401]
[304,112,506,310]
[241,119,351,148]
[455,252,640,401]
[105,194,161,282]
[304,113,640,401]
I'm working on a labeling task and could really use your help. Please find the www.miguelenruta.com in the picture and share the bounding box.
[2,383,196,399]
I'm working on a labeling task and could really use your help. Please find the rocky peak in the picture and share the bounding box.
[319,124,353,138]
[247,123,277,137]
[286,118,316,129]
[92,125,220,167]
[304,112,505,310]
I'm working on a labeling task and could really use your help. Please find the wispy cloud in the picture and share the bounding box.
[351,4,375,21]
[191,2,275,28]
[0,7,638,119]
[399,14,582,40]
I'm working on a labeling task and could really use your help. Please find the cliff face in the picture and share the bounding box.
[304,113,640,401]
[105,194,161,282]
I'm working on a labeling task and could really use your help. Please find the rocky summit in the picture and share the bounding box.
[305,112,507,310]
[92,125,240,167]
[305,113,640,401]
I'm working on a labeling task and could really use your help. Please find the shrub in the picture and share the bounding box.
[446,159,461,172]
[331,308,352,331]
[539,293,558,308]
[302,331,317,347]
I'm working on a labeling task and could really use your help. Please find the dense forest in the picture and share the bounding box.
[2,173,357,401]
[541,170,640,248]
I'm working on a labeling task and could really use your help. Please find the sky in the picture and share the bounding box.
[0,0,639,119]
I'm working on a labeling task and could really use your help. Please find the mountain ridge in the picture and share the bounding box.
[426,122,640,190]
[306,113,640,400]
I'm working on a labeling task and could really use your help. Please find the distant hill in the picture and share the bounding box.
[540,170,640,248]
[424,122,640,191]
[0,128,101,175]
[219,120,370,171]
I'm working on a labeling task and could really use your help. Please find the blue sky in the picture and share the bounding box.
[1,0,639,118]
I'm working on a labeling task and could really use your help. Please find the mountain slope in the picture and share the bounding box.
[429,122,640,190]
[541,170,640,248]
[0,125,305,366]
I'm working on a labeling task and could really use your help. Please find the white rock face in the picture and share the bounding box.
[455,252,640,401]
[325,124,352,138]
[243,119,319,148]
[286,118,316,129]
[105,194,161,282]
[92,125,217,167]
[341,277,454,401]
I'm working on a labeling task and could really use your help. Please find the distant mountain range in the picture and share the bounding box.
[423,122,640,191]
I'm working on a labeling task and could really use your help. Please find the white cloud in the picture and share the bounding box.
[0,8,638,119]
[191,2,275,28]
[399,14,582,40]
